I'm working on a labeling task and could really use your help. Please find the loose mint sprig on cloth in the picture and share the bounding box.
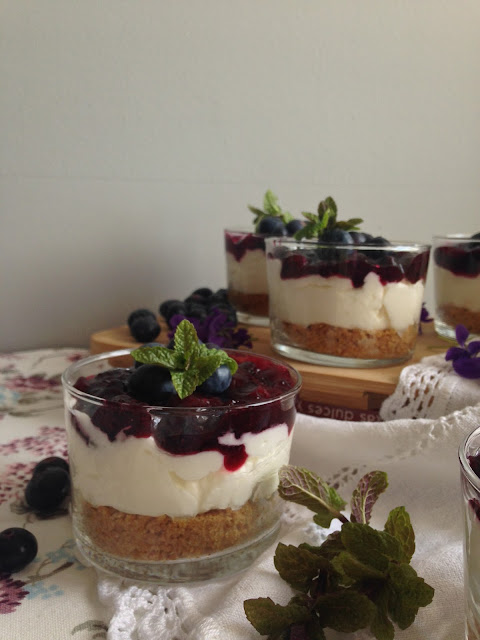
[131,319,238,399]
[445,324,480,379]
[248,190,293,231]
[294,196,363,241]
[244,466,434,640]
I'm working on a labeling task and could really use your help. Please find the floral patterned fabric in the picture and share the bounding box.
[0,349,109,639]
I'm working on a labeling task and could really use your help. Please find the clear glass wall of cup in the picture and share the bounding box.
[433,235,480,341]
[265,237,431,368]
[459,425,480,639]
[224,229,270,326]
[62,349,301,583]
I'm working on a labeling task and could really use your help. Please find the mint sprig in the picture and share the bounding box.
[294,196,363,241]
[244,465,434,640]
[248,189,293,231]
[131,319,238,399]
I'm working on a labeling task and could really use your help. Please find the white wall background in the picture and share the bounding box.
[1,1,479,351]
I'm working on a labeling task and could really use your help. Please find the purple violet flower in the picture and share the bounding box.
[445,324,480,379]
[168,309,253,350]
[418,303,433,335]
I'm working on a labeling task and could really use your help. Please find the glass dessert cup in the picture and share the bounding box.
[62,349,301,583]
[459,425,480,639]
[224,229,270,326]
[433,235,480,341]
[265,237,431,368]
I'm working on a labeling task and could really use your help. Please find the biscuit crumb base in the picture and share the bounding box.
[437,304,480,335]
[278,321,418,360]
[228,289,269,317]
[78,495,278,561]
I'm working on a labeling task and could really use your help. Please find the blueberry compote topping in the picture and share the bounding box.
[225,231,266,262]
[434,234,480,278]
[271,245,430,288]
[73,353,296,472]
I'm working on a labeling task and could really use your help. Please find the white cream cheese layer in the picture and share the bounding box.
[434,265,480,312]
[267,260,424,332]
[67,409,292,518]
[226,250,268,294]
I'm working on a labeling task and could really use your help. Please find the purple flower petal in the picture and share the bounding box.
[467,341,480,357]
[452,357,480,379]
[455,324,470,348]
[445,346,468,362]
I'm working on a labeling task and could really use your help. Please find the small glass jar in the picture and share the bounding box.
[265,237,431,368]
[62,349,301,583]
[224,229,270,326]
[459,425,480,640]
[433,235,480,341]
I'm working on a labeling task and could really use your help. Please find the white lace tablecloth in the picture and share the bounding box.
[1,348,479,640]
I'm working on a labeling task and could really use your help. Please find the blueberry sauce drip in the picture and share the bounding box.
[434,244,480,278]
[272,247,430,288]
[72,354,297,472]
[225,232,266,262]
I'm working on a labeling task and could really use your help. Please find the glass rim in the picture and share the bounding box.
[459,425,480,492]
[264,236,431,252]
[224,228,265,237]
[433,234,480,243]
[62,348,302,411]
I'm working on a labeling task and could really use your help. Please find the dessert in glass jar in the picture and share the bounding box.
[433,233,480,341]
[459,425,480,640]
[225,190,305,326]
[62,320,301,582]
[265,197,430,367]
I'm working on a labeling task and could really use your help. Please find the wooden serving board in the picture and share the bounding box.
[90,321,451,420]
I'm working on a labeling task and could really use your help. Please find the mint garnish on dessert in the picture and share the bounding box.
[249,189,293,232]
[131,319,238,399]
[294,196,363,241]
[244,465,434,640]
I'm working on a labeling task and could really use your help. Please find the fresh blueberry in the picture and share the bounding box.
[184,301,209,319]
[0,528,38,573]
[25,467,71,513]
[286,219,305,236]
[163,300,187,323]
[320,228,354,245]
[32,456,69,475]
[127,308,156,328]
[198,365,232,394]
[471,232,480,240]
[257,216,287,236]
[369,236,391,247]
[191,287,213,299]
[159,299,179,318]
[130,315,161,343]
[350,231,374,244]
[127,365,176,404]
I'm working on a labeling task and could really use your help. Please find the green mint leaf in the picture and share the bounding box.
[341,522,403,573]
[386,563,435,629]
[300,531,345,562]
[315,590,376,633]
[274,543,333,593]
[131,346,183,369]
[370,590,395,640]
[243,598,311,636]
[384,506,415,563]
[264,189,282,215]
[318,197,337,217]
[331,550,385,583]
[173,319,199,362]
[193,354,224,387]
[350,470,388,525]
[171,369,199,399]
[278,466,347,527]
